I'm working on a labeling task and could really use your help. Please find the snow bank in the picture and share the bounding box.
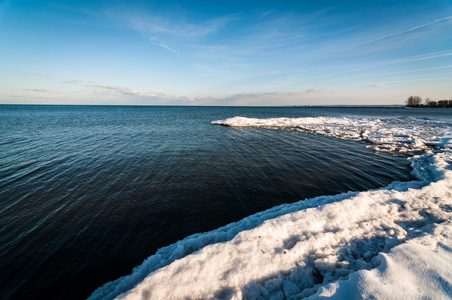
[90,116,452,300]
[310,221,452,299]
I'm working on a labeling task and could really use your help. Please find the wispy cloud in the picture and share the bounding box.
[37,72,51,76]
[349,50,452,73]
[370,64,452,77]
[230,89,324,99]
[361,77,452,86]
[132,14,233,40]
[86,82,187,100]
[115,9,235,49]
[119,8,325,63]
[86,81,322,106]
[355,16,452,48]
[192,89,324,105]
[154,43,180,55]
[23,88,51,92]
[62,79,83,84]
[308,51,452,86]
[372,83,386,87]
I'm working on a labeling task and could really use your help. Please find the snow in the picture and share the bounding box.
[310,221,452,299]
[90,116,452,300]
[212,116,452,152]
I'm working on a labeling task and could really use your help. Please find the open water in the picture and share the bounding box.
[2,105,447,299]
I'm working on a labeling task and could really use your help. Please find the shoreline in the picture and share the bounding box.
[90,115,452,299]
[90,150,452,300]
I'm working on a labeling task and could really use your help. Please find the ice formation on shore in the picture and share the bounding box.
[212,116,452,152]
[90,116,452,300]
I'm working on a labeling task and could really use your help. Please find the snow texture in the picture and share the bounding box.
[89,116,452,300]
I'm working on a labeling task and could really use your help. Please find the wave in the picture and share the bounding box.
[89,116,452,299]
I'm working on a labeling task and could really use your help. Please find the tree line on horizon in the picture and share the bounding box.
[406,96,452,108]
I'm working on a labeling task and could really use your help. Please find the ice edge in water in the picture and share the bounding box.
[90,116,452,299]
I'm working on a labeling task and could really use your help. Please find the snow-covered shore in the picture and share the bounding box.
[90,116,452,300]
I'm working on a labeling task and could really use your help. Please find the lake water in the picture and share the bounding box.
[2,105,449,299]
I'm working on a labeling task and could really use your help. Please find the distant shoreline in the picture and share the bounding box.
[292,105,405,108]
[0,104,407,108]
[406,105,452,109]
[2,104,449,108]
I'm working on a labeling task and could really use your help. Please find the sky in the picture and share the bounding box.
[1,0,452,106]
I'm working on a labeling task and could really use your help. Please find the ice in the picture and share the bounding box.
[212,116,452,152]
[90,116,452,300]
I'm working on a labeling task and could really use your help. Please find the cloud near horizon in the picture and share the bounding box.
[23,88,51,92]
[86,82,323,105]
[192,88,325,106]
[62,80,83,84]
[86,83,190,103]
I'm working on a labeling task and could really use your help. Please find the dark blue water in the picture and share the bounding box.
[0,105,424,299]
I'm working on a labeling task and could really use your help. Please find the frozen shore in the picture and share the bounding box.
[90,116,452,299]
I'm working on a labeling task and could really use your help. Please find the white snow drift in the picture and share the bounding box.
[90,116,452,300]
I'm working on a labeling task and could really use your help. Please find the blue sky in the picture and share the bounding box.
[1,0,451,105]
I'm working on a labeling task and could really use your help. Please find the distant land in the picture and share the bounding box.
[291,104,405,108]
[406,96,452,108]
